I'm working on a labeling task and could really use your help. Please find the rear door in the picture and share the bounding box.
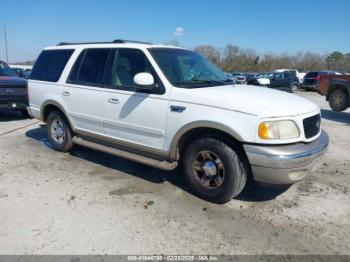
[62,48,113,135]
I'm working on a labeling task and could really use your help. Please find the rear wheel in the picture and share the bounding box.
[182,138,247,204]
[290,84,299,93]
[47,111,73,152]
[329,89,348,112]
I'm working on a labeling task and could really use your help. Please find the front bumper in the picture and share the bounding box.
[244,131,329,184]
[0,97,28,110]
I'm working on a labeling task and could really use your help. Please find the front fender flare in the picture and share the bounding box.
[169,121,244,160]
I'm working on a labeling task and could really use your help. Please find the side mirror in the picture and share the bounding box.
[134,72,155,90]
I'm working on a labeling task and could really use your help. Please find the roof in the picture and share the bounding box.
[44,39,185,50]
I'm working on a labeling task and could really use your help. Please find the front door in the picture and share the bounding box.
[270,72,284,89]
[103,48,169,152]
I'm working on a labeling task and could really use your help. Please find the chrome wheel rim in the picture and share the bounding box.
[192,151,225,189]
[50,118,65,144]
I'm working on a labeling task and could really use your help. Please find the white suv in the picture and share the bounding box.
[28,40,329,203]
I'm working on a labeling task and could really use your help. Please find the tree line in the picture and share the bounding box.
[12,42,350,74]
[193,45,350,73]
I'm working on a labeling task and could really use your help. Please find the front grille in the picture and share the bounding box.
[303,114,321,139]
[0,87,26,96]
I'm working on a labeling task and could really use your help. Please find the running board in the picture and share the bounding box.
[72,136,177,170]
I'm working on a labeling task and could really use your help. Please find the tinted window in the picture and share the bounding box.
[283,72,291,79]
[111,48,163,93]
[72,49,111,86]
[305,72,319,78]
[273,73,283,80]
[67,50,85,83]
[30,49,74,82]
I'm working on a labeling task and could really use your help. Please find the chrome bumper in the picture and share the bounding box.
[244,131,329,184]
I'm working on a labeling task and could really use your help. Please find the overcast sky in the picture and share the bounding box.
[0,0,349,62]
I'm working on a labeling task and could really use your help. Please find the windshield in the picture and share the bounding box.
[0,62,16,76]
[149,48,232,88]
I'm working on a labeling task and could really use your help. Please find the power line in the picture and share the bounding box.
[4,24,9,63]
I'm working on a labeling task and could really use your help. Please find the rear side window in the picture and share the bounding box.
[283,72,291,79]
[68,48,111,87]
[30,49,74,82]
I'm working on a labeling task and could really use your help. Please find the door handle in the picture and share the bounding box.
[62,91,71,96]
[108,98,120,104]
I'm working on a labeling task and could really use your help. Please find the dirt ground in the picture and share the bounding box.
[0,91,349,255]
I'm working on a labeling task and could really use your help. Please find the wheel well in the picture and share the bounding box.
[178,127,243,158]
[327,84,349,101]
[42,104,63,122]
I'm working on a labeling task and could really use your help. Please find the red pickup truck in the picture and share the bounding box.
[319,74,350,111]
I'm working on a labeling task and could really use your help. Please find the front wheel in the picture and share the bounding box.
[182,138,247,204]
[47,111,73,152]
[329,89,349,112]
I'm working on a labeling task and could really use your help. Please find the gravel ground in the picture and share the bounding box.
[0,91,349,255]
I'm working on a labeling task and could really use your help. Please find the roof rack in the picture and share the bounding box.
[57,39,152,46]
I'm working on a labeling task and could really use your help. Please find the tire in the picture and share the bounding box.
[182,138,247,204]
[20,109,31,118]
[47,111,73,152]
[329,89,349,112]
[290,84,299,93]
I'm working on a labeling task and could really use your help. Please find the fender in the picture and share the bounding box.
[40,100,75,131]
[169,120,244,160]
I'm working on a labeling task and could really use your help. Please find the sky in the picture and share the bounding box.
[0,0,349,62]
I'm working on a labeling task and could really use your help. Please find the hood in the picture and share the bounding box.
[171,84,319,118]
[0,76,27,87]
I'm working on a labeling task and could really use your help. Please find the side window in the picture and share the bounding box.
[283,72,291,79]
[30,49,74,82]
[68,48,111,87]
[111,48,164,94]
[67,50,85,83]
[274,73,283,80]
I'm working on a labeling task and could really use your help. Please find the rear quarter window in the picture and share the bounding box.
[30,49,74,82]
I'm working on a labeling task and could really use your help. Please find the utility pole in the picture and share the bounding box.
[4,24,9,63]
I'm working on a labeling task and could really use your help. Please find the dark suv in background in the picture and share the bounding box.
[0,60,29,117]
[269,71,300,93]
[302,71,340,91]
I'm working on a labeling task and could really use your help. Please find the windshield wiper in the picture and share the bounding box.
[175,78,233,87]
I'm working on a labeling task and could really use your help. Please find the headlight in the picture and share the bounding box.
[258,120,300,140]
